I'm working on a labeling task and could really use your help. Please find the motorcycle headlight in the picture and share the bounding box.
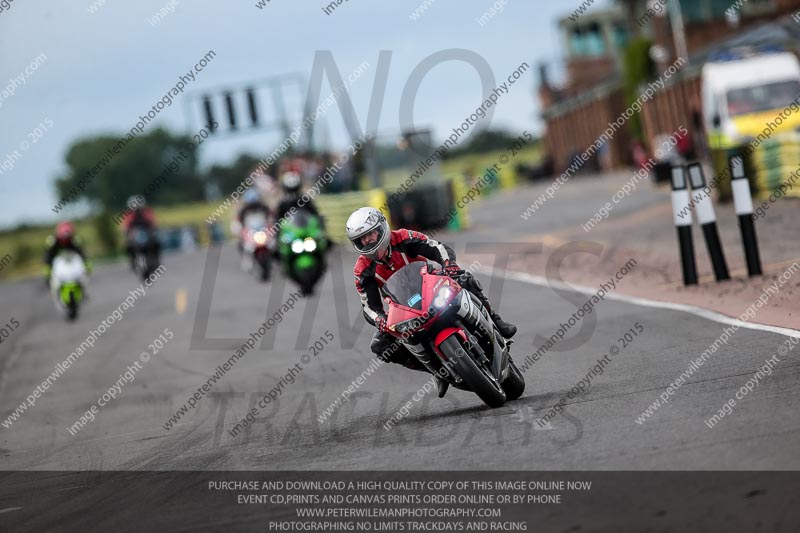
[291,239,304,254]
[433,286,452,308]
[394,314,430,335]
[303,238,317,252]
[253,231,267,245]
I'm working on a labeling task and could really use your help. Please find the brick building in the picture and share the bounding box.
[540,0,800,173]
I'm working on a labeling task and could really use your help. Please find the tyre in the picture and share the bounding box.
[142,252,160,282]
[294,266,319,296]
[134,254,146,276]
[256,252,271,282]
[66,291,78,321]
[438,334,506,408]
[501,358,525,401]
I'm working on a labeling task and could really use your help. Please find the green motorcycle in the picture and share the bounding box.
[278,208,328,296]
[50,251,88,321]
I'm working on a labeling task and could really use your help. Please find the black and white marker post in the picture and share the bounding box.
[729,154,762,276]
[671,165,698,286]
[687,162,730,281]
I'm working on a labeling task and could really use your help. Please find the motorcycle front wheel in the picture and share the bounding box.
[66,291,78,321]
[255,252,271,282]
[437,335,506,408]
[502,358,525,401]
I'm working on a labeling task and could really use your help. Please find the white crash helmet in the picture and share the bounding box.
[127,195,146,210]
[345,207,390,260]
[281,172,302,194]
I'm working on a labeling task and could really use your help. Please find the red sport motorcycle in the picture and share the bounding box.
[239,212,272,282]
[382,262,525,408]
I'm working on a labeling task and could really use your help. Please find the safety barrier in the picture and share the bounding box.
[316,163,520,241]
[670,160,762,286]
[752,133,800,199]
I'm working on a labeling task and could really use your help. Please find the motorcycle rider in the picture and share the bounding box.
[275,171,322,222]
[121,196,160,269]
[236,187,272,256]
[44,221,90,282]
[275,172,329,253]
[345,207,516,398]
[237,187,271,226]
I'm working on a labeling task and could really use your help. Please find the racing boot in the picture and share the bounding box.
[490,310,517,339]
[435,376,449,398]
[462,272,517,339]
[476,294,517,339]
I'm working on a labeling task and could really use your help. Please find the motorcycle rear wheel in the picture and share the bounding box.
[438,335,506,408]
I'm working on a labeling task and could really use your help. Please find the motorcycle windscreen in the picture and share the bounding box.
[284,208,321,237]
[52,252,86,282]
[382,263,426,311]
[292,208,317,226]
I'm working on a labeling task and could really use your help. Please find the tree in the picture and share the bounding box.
[93,210,119,255]
[55,128,204,212]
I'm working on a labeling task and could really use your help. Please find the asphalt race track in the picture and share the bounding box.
[1,187,799,531]
[2,240,799,470]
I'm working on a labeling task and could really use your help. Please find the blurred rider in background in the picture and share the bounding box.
[121,196,160,269]
[275,171,321,221]
[237,187,271,227]
[275,171,329,252]
[44,221,90,283]
[235,187,271,253]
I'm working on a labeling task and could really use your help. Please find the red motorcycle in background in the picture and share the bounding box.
[239,212,272,282]
[382,262,525,408]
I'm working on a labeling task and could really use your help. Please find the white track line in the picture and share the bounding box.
[479,266,800,339]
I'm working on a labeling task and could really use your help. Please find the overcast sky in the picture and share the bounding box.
[0,0,612,228]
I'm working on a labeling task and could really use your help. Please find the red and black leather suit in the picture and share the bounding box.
[354,229,482,369]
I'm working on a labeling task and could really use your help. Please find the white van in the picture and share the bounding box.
[702,50,800,148]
